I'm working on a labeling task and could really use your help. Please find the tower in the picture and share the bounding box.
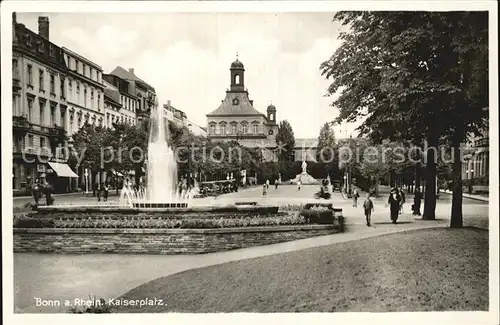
[230,53,245,92]
[267,103,276,124]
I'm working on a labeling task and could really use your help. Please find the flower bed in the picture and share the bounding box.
[14,212,308,229]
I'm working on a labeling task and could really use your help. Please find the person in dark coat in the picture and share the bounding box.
[32,179,41,206]
[413,188,423,216]
[44,181,54,206]
[388,189,401,224]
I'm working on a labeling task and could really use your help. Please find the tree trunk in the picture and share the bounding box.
[415,164,421,192]
[423,135,438,220]
[450,134,464,228]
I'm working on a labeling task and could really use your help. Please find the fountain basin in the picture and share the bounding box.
[35,204,279,216]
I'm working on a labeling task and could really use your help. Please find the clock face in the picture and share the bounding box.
[268,130,274,135]
[232,98,239,105]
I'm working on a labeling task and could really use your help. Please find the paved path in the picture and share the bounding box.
[13,184,489,313]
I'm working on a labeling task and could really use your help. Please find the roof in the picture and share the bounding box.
[104,88,121,106]
[207,92,264,117]
[109,66,155,91]
[294,138,319,148]
[231,59,244,69]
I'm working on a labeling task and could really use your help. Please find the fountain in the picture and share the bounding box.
[119,105,195,208]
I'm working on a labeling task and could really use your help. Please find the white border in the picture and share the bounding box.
[1,1,498,325]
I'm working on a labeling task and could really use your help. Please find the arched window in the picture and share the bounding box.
[230,123,237,134]
[234,74,240,85]
[219,122,227,135]
[209,123,216,135]
[241,122,248,134]
[252,123,259,134]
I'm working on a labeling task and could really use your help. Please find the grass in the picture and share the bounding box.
[114,227,488,313]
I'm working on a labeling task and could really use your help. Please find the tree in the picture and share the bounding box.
[317,122,337,178]
[275,120,296,162]
[320,12,488,226]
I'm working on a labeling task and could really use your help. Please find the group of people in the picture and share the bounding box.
[262,179,280,196]
[361,186,423,226]
[30,178,54,206]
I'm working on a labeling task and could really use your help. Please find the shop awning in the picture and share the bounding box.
[48,162,79,178]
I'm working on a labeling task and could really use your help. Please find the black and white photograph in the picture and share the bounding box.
[1,1,498,324]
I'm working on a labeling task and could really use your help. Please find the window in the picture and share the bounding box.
[241,123,248,134]
[27,65,33,85]
[91,90,94,108]
[40,137,46,155]
[252,123,259,134]
[84,88,87,107]
[220,123,226,135]
[76,82,80,97]
[13,59,19,79]
[209,124,216,135]
[38,69,45,91]
[27,98,33,121]
[97,94,101,111]
[231,124,237,134]
[234,74,240,85]
[68,80,72,99]
[60,77,65,98]
[50,105,55,126]
[50,74,55,93]
[61,109,66,130]
[39,101,45,125]
[28,135,34,149]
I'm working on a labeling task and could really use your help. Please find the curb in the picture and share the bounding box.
[442,190,489,202]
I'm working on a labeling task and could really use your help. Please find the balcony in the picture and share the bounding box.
[12,116,31,135]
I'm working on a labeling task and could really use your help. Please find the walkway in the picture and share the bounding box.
[15,215,481,314]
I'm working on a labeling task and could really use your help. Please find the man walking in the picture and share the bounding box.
[297,180,301,191]
[363,193,374,226]
[413,188,423,216]
[353,188,360,207]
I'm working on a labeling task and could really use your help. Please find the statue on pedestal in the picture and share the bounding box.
[302,160,307,174]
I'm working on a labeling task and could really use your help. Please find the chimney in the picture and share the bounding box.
[38,16,49,40]
[129,68,135,75]
[167,100,171,106]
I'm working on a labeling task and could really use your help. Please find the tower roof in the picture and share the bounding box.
[230,59,244,69]
[267,103,276,110]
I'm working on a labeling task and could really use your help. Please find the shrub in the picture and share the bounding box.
[14,216,55,228]
[300,209,334,225]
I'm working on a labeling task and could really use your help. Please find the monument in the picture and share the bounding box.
[290,159,318,185]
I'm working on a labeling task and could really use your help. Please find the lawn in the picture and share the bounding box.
[114,227,488,312]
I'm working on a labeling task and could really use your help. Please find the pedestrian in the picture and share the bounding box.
[297,180,301,191]
[363,193,374,226]
[353,188,360,207]
[32,178,41,206]
[399,188,406,214]
[413,188,423,216]
[266,179,270,189]
[97,182,102,202]
[103,182,109,202]
[262,183,267,196]
[44,180,54,206]
[388,188,401,224]
[275,179,279,190]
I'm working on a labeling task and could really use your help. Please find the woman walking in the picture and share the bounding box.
[388,188,401,224]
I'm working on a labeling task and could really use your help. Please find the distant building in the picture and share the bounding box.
[103,80,128,128]
[164,100,207,137]
[12,14,78,194]
[103,66,158,124]
[206,57,279,162]
[461,126,489,194]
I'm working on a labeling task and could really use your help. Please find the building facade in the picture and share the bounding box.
[461,127,489,194]
[206,58,279,161]
[103,66,158,124]
[62,47,105,139]
[164,100,207,137]
[103,80,126,128]
[12,14,77,194]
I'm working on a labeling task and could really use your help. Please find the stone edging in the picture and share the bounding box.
[14,224,335,234]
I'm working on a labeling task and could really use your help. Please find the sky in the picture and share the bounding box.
[17,12,361,139]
